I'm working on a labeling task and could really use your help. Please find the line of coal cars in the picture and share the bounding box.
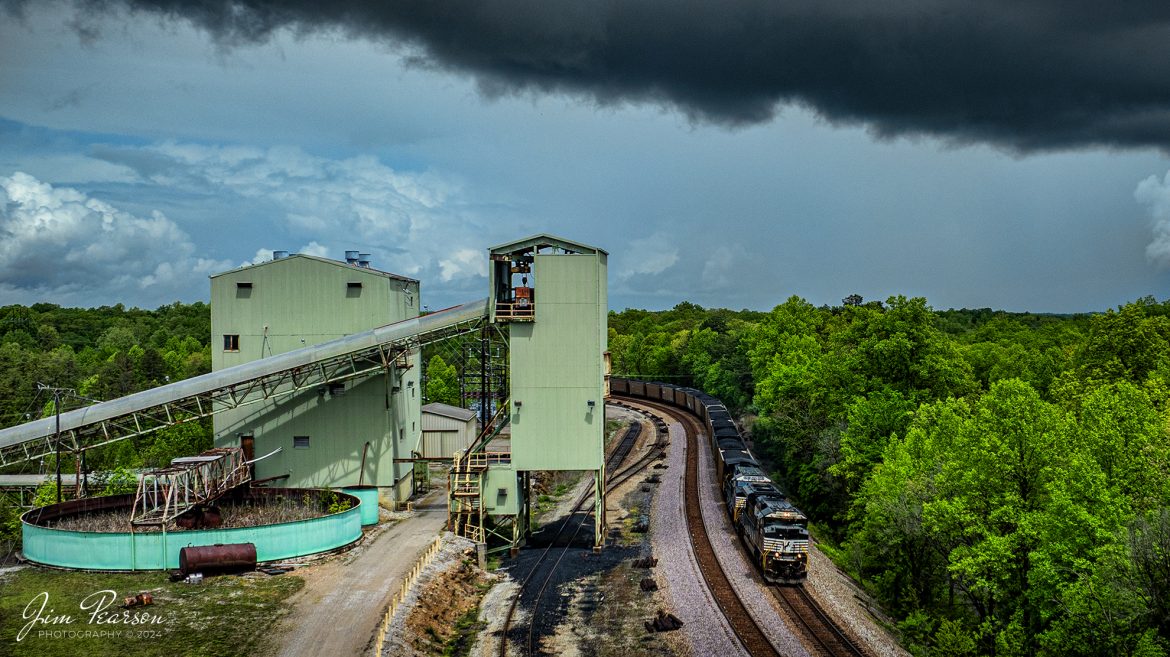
[610,377,809,583]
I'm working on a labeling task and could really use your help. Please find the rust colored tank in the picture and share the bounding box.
[178,543,257,577]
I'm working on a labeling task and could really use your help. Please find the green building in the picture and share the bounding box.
[210,252,422,503]
[450,234,608,549]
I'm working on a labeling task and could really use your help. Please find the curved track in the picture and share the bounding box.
[499,416,662,657]
[630,397,782,657]
[627,395,869,657]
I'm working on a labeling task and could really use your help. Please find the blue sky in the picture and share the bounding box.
[2,2,1170,313]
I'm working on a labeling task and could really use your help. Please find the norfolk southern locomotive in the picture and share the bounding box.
[611,377,809,584]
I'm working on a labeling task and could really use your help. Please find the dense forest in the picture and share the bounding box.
[3,295,1170,656]
[0,302,215,557]
[610,296,1170,657]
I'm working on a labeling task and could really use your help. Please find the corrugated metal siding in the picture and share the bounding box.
[510,255,604,471]
[484,465,520,516]
[211,255,421,497]
[422,414,471,432]
[421,430,474,459]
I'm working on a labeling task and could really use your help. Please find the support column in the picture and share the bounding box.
[594,467,606,552]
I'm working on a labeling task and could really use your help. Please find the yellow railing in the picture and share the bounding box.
[495,300,534,321]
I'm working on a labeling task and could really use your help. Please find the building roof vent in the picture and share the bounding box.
[273,250,289,260]
[345,250,359,264]
[358,254,371,268]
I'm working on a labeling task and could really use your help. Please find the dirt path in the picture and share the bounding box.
[268,489,448,657]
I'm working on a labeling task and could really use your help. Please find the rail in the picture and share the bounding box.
[499,416,663,657]
[494,300,534,322]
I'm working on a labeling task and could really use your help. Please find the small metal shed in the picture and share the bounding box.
[420,403,478,459]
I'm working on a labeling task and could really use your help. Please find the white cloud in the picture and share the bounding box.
[1137,170,1170,267]
[438,248,487,282]
[617,233,679,279]
[701,244,747,290]
[0,172,231,306]
[298,241,329,258]
[98,142,487,288]
[248,248,275,265]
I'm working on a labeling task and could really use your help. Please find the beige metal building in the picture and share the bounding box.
[419,403,478,459]
[210,251,422,502]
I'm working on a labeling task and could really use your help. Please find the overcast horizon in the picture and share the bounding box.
[3,2,1170,315]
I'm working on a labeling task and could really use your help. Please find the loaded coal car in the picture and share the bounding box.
[644,381,663,402]
[609,376,810,584]
[740,490,809,583]
[716,447,757,485]
[628,379,646,398]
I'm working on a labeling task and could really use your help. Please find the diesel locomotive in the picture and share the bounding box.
[611,377,809,583]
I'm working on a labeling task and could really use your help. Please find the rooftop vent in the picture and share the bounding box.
[358,254,371,268]
[345,250,359,264]
[273,250,289,260]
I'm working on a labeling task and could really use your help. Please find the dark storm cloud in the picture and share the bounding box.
[8,0,1170,151]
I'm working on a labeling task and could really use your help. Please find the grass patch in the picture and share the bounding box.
[441,598,488,657]
[0,567,303,657]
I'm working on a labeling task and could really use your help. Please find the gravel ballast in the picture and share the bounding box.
[694,424,812,657]
[648,415,748,657]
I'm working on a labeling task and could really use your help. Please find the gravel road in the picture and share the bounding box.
[268,487,448,657]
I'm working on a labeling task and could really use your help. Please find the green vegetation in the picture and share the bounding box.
[6,291,1169,654]
[424,354,460,406]
[0,302,213,557]
[443,599,488,657]
[608,295,1170,656]
[0,567,303,657]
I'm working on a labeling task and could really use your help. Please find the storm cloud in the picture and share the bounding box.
[6,0,1170,152]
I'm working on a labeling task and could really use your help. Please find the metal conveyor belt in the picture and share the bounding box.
[0,298,489,466]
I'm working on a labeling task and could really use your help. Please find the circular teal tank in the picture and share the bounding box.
[342,486,381,526]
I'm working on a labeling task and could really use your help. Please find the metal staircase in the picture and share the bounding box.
[447,400,511,543]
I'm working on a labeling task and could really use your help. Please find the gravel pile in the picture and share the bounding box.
[648,417,748,657]
[694,424,811,657]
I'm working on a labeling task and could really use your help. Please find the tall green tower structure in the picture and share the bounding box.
[490,234,608,548]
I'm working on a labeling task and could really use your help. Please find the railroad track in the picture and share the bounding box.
[627,396,868,657]
[774,585,867,657]
[631,397,782,657]
[499,415,662,656]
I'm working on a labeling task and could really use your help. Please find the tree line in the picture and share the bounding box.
[3,294,1169,655]
[609,296,1170,657]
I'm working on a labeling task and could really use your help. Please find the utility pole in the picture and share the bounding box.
[37,384,73,504]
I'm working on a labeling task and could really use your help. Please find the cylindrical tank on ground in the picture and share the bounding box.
[342,486,380,525]
[179,543,257,576]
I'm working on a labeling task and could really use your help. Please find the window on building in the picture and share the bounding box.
[346,281,362,298]
[293,436,310,449]
[235,281,252,299]
[223,334,240,351]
